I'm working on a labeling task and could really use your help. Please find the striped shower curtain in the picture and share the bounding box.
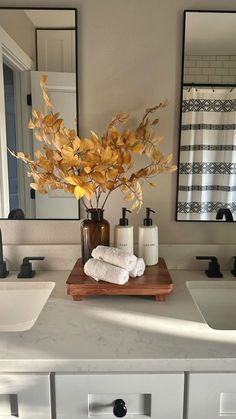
[177,88,236,221]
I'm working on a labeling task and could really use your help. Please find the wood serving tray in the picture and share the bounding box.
[66,257,173,301]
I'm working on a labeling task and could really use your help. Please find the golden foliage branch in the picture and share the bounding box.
[10,76,177,211]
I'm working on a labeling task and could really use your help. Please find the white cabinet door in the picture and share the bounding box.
[0,374,51,419]
[187,372,236,419]
[55,373,184,419]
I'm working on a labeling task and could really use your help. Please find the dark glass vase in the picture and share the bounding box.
[81,208,110,264]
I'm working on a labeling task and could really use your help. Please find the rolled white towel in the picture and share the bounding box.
[129,258,145,278]
[92,245,137,271]
[84,258,129,285]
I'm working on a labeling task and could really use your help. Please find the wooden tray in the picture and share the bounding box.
[66,257,173,301]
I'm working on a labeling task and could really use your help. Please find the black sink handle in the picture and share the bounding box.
[18,256,45,279]
[196,256,223,278]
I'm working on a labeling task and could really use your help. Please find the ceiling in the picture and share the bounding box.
[24,10,75,29]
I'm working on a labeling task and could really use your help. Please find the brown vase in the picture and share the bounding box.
[81,208,110,264]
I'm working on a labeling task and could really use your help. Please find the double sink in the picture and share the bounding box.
[0,275,235,332]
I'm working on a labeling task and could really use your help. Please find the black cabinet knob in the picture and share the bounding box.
[113,399,127,417]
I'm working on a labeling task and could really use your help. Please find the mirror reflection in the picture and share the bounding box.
[177,11,236,221]
[0,8,79,219]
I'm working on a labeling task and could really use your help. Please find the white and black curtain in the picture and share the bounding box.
[177,88,236,220]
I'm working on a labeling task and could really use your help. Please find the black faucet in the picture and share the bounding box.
[0,228,9,278]
[17,257,45,278]
[196,256,223,278]
[216,208,234,222]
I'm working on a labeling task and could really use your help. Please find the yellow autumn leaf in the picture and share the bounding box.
[149,182,156,188]
[53,133,69,150]
[84,166,92,174]
[90,131,99,140]
[65,175,82,186]
[101,146,112,163]
[120,184,129,193]
[124,192,135,201]
[32,109,40,119]
[35,150,43,160]
[72,137,81,150]
[43,90,53,110]
[30,183,38,190]
[83,184,95,200]
[40,75,48,88]
[166,165,178,172]
[17,152,31,162]
[74,185,85,200]
[125,131,136,146]
[122,151,131,165]
[28,119,35,129]
[107,168,119,179]
[152,135,163,145]
[53,119,63,133]
[91,172,105,184]
[165,153,173,164]
[86,151,100,163]
[53,151,62,162]
[105,180,115,190]
[80,138,94,151]
[43,115,54,126]
[130,200,140,211]
[151,118,159,126]
[68,129,76,139]
[132,143,145,154]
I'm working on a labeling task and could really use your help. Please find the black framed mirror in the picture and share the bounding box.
[0,7,80,220]
[176,10,236,222]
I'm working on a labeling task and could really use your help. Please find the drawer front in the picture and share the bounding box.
[55,373,184,419]
[187,373,236,419]
[0,374,51,419]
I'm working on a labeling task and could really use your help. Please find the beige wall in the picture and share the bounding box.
[1,0,236,245]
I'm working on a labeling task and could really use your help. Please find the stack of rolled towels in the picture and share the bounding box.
[84,245,145,285]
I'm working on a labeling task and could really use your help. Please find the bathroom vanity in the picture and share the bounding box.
[1,5,236,418]
[1,268,236,418]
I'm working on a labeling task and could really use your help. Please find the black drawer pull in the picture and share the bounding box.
[113,399,127,417]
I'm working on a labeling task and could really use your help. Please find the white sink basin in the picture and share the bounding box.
[187,281,236,330]
[0,281,55,332]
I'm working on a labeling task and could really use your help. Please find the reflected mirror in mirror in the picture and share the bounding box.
[0,8,79,219]
[177,11,236,222]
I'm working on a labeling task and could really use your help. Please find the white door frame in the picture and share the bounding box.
[0,25,32,218]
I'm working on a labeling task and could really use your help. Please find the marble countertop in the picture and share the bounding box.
[1,269,236,372]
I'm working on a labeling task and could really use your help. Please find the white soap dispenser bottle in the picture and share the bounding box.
[138,208,158,265]
[114,208,134,254]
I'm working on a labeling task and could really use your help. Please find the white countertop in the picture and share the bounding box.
[1,270,236,372]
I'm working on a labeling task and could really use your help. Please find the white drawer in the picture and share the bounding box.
[55,373,184,419]
[0,374,51,419]
[187,372,236,419]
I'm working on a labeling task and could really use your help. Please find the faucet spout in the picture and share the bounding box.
[216,208,234,222]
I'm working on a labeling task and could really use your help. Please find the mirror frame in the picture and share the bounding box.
[0,6,80,220]
[176,9,236,223]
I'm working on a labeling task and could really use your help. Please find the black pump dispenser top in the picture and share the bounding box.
[144,208,155,226]
[119,207,131,226]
